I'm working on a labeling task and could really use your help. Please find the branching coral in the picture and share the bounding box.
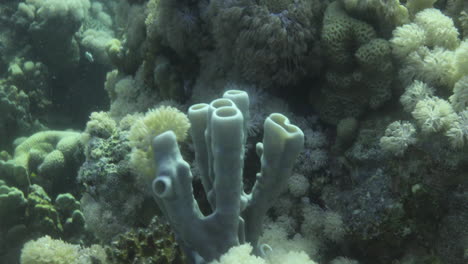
[16,0,91,71]
[0,83,32,150]
[317,1,395,124]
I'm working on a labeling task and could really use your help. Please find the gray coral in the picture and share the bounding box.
[209,0,322,87]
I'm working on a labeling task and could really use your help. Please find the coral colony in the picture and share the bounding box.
[0,0,467,264]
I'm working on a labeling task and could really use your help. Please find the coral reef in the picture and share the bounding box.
[0,0,467,264]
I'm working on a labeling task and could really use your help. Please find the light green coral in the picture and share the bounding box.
[84,111,117,139]
[0,184,27,227]
[0,159,29,189]
[128,106,190,185]
[405,0,437,16]
[391,8,466,89]
[55,193,80,213]
[0,130,83,197]
[21,235,79,264]
[55,193,85,236]
[317,2,395,124]
[412,97,457,134]
[342,0,409,32]
[27,184,63,235]
[128,106,190,148]
[400,80,434,113]
[13,131,81,169]
[449,76,468,112]
[380,121,417,156]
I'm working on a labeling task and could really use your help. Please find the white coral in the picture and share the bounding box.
[380,121,417,156]
[413,8,460,50]
[445,110,468,149]
[400,80,434,112]
[27,0,91,21]
[449,76,468,112]
[412,97,457,133]
[391,23,426,59]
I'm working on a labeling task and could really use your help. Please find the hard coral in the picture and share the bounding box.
[317,2,395,124]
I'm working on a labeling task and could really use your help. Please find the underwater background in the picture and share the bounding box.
[0,0,467,263]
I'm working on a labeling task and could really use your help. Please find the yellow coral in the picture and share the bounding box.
[21,235,80,264]
[129,106,190,148]
[128,106,190,185]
